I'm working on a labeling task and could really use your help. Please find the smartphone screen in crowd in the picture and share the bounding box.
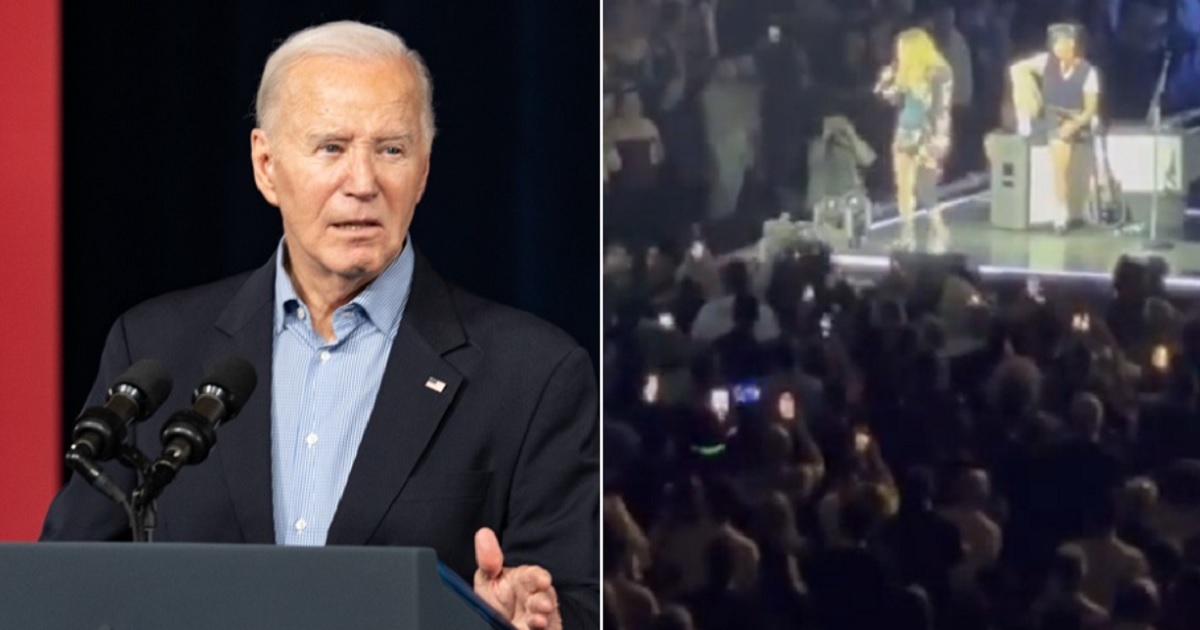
[643,373,660,404]
[657,312,676,330]
[690,240,706,260]
[1152,345,1170,371]
[710,388,731,419]
[732,381,761,405]
[820,313,832,338]
[854,428,871,453]
[767,25,781,43]
[1026,277,1044,303]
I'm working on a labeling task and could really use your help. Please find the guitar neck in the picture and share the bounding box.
[1044,105,1082,119]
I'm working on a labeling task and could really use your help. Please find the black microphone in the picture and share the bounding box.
[67,359,173,462]
[63,453,129,505]
[137,357,257,506]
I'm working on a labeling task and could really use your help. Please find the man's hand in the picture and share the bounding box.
[474,528,562,630]
[1059,112,1093,142]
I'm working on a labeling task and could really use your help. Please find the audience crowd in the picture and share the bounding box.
[602,237,1200,630]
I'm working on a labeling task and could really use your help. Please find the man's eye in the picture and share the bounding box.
[320,144,343,154]
[383,146,404,156]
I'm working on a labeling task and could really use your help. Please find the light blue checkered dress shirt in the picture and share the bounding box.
[270,239,415,545]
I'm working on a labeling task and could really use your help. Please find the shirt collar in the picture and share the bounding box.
[273,237,415,339]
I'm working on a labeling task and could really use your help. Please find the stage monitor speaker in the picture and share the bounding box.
[989,134,1036,230]
[988,135,1067,229]
[989,129,1190,233]
[1102,127,1189,232]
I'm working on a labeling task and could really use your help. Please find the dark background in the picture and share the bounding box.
[61,1,598,454]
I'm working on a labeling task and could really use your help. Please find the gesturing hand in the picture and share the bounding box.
[918,151,943,175]
[473,528,562,630]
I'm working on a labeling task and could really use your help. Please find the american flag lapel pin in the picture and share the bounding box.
[425,377,447,393]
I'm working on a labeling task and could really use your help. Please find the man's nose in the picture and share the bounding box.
[342,148,380,199]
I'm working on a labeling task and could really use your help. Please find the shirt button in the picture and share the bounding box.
[294,518,307,533]
[305,433,318,447]
[319,350,331,362]
[297,308,307,321]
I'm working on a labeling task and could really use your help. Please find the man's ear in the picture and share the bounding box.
[250,128,280,207]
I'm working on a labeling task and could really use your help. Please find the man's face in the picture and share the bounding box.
[1052,36,1077,63]
[251,55,430,286]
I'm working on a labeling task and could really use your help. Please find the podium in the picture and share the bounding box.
[0,543,511,630]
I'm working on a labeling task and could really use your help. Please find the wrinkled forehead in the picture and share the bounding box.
[275,56,422,126]
[280,54,416,97]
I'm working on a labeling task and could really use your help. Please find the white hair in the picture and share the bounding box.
[255,20,437,145]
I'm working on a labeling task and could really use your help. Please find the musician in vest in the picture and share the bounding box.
[1009,23,1101,234]
[874,28,954,252]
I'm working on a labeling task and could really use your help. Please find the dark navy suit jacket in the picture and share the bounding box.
[42,248,599,629]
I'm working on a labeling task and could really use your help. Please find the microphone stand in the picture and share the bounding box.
[120,446,160,542]
[116,444,159,542]
[64,444,156,542]
[131,488,159,543]
[1142,49,1174,252]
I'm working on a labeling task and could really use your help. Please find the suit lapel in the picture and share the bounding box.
[205,248,467,546]
[326,251,468,545]
[212,258,277,544]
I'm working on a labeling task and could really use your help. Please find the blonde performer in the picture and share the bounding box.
[874,28,954,252]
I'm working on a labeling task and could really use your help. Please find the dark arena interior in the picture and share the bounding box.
[604,0,1200,629]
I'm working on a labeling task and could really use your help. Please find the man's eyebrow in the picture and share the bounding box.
[303,133,415,144]
[306,132,352,144]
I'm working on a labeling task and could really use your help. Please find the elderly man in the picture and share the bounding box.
[1009,23,1101,234]
[42,21,598,630]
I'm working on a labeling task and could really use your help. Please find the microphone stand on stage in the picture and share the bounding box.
[1140,49,1175,252]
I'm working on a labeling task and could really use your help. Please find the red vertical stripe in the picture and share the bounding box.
[0,0,61,540]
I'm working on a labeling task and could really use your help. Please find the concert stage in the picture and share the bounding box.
[827,178,1200,292]
[829,111,1200,291]
[720,111,1200,292]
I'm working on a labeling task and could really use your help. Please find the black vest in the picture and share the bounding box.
[1042,57,1092,112]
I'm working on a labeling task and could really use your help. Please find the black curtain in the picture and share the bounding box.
[61,2,598,446]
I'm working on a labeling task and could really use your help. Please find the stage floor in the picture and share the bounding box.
[825,177,1200,292]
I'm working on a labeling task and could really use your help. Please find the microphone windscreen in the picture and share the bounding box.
[201,356,258,415]
[115,359,173,419]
